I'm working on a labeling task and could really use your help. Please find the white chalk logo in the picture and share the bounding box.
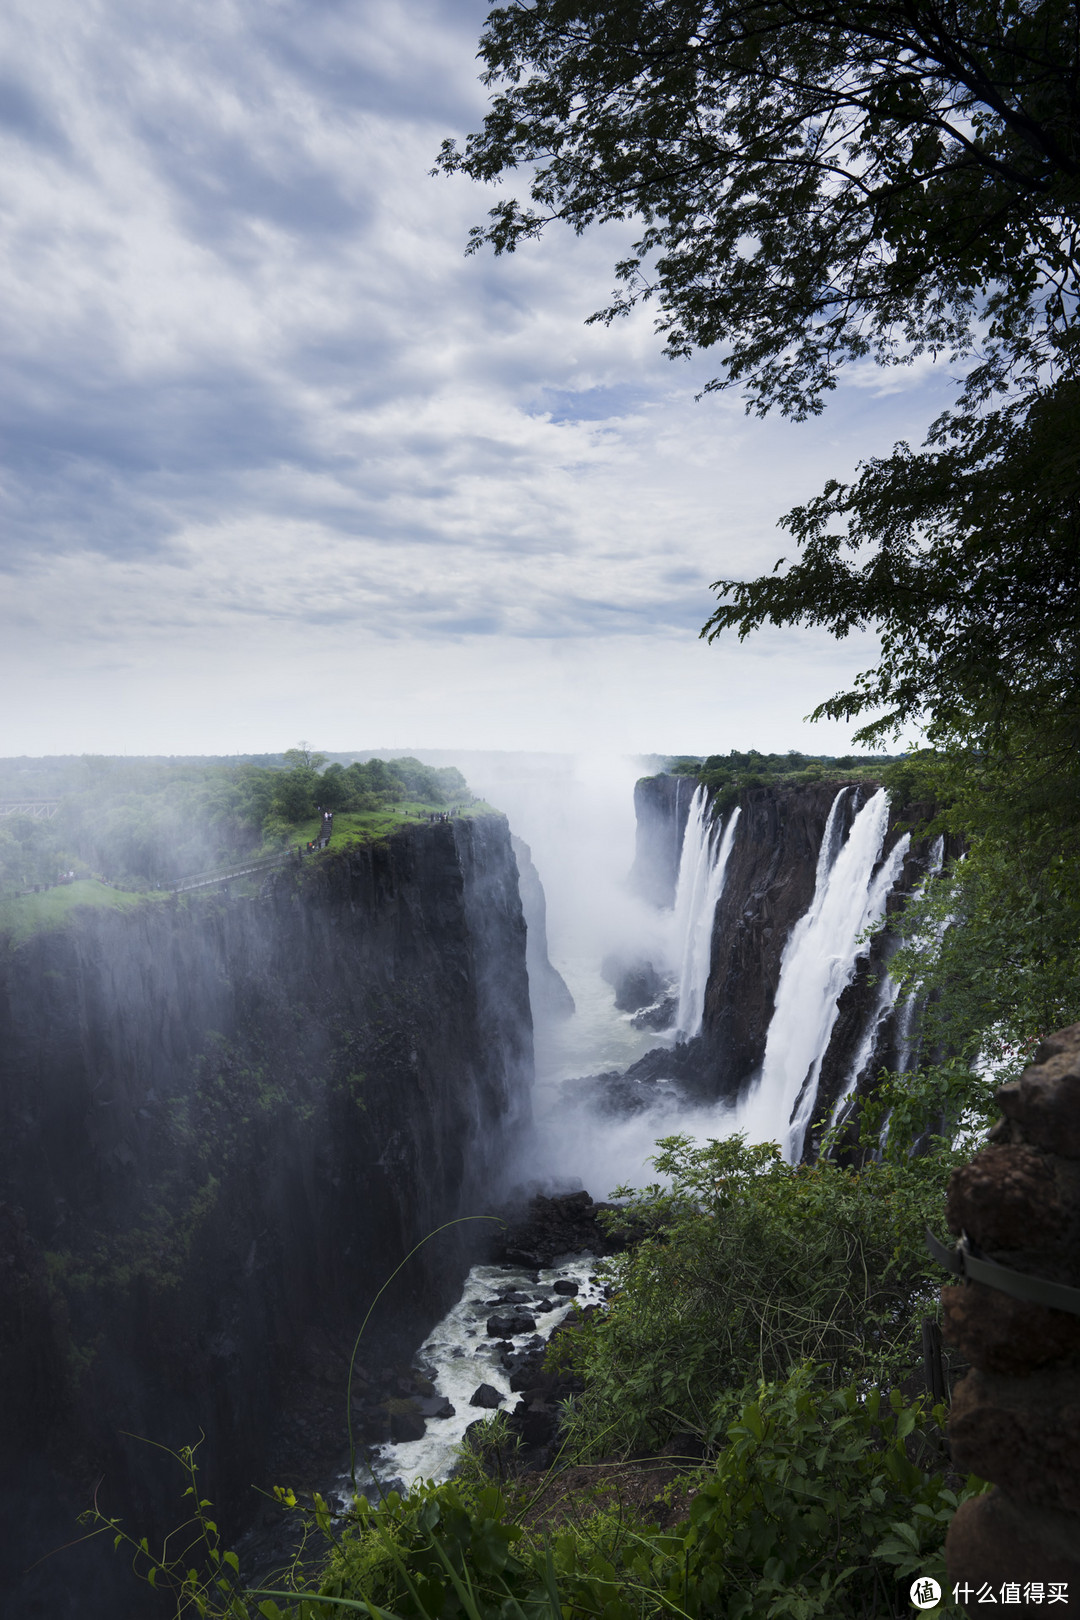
[910,1576,941,1609]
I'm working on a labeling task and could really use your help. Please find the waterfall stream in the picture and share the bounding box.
[670,789,740,1038]
[733,787,910,1160]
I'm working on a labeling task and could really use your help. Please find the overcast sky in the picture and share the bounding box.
[0,0,960,759]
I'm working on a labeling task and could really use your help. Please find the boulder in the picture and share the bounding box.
[486,1312,537,1337]
[469,1384,504,1410]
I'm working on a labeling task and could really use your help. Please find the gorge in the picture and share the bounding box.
[1,757,947,1617]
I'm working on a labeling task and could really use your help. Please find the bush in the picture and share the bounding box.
[556,1135,958,1458]
[96,1373,982,1620]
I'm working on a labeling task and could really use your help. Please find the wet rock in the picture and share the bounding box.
[631,995,678,1031]
[492,1189,624,1266]
[486,1312,537,1337]
[415,1394,456,1420]
[553,1280,579,1297]
[469,1384,504,1410]
[388,1402,426,1443]
[601,954,666,1013]
[496,1290,532,1304]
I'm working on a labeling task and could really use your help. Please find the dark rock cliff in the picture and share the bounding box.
[511,835,575,1022]
[628,775,693,907]
[632,778,953,1133]
[0,815,532,1620]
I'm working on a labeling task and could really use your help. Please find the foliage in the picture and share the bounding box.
[555,1134,958,1457]
[93,1370,984,1620]
[438,0,1080,418]
[440,2,1080,1089]
[863,746,1080,1142]
[0,753,473,895]
[704,380,1080,758]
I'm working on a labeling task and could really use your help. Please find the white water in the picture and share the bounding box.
[829,833,946,1132]
[733,788,910,1161]
[344,1257,606,1497]
[670,790,741,1039]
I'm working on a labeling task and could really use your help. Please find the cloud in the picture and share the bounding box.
[0,0,955,752]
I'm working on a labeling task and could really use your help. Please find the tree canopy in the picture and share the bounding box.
[439,0,1080,418]
[440,0,1080,753]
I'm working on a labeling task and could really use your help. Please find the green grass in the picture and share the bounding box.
[269,801,498,855]
[0,879,163,942]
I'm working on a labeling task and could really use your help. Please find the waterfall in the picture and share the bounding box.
[670,787,740,1039]
[739,787,909,1161]
[829,833,946,1134]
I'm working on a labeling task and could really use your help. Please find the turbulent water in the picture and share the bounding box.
[341,1258,606,1498]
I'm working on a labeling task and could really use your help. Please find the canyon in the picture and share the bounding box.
[1,763,946,1617]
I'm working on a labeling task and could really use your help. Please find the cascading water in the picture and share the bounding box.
[669,788,740,1039]
[735,787,910,1161]
[829,833,946,1133]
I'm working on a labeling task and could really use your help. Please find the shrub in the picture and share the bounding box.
[557,1135,958,1457]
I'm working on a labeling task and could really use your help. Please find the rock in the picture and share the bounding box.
[942,1025,1080,1608]
[415,1394,455,1420]
[946,1490,1080,1589]
[628,774,694,908]
[948,1366,1080,1517]
[492,1189,625,1266]
[387,1402,426,1442]
[486,1312,537,1337]
[553,1279,579,1296]
[994,1023,1080,1159]
[469,1384,504,1410]
[946,1143,1068,1251]
[631,996,678,1031]
[942,1280,1080,1376]
[496,1289,532,1304]
[511,836,576,1021]
[601,954,667,1013]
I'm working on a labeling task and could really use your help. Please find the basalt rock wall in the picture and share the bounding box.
[634,778,952,1122]
[0,815,532,1619]
[628,774,694,908]
[701,783,950,1108]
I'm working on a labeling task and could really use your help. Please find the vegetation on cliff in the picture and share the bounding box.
[0,750,473,904]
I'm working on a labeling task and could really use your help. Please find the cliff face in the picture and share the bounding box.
[634,777,951,1125]
[0,815,532,1619]
[511,835,575,1022]
[699,782,868,1098]
[628,775,694,907]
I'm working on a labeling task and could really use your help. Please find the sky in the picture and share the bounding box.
[0,0,960,759]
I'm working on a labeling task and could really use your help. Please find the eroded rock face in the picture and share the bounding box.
[0,816,533,1619]
[628,774,693,907]
[943,1022,1080,1603]
[511,835,575,1022]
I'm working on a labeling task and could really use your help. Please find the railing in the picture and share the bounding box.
[0,800,60,819]
[172,850,299,894]
[173,812,334,893]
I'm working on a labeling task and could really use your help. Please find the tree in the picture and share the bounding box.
[439,1,1080,417]
[438,0,1080,747]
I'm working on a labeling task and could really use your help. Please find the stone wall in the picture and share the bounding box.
[944,1022,1080,1601]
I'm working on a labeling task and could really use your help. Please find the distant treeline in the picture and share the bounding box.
[0,751,469,893]
[664,749,901,803]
